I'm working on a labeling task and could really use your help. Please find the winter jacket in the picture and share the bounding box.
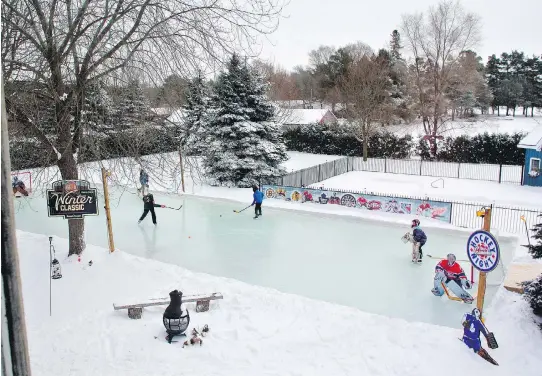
[252,190,264,205]
[436,260,467,282]
[412,226,427,245]
[143,194,161,209]
[140,171,149,185]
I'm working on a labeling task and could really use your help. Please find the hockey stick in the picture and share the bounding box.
[427,254,469,263]
[441,282,477,302]
[441,282,463,301]
[163,205,182,210]
[233,205,251,213]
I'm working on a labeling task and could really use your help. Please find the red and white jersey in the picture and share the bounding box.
[435,260,467,281]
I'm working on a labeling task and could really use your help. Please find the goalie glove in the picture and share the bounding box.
[462,279,472,290]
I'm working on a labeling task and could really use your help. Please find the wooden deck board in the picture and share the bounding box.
[503,264,542,294]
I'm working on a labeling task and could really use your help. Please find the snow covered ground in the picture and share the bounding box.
[310,171,542,209]
[386,114,541,138]
[17,230,542,376]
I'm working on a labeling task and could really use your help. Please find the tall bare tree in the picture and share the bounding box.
[401,0,480,155]
[2,0,286,255]
[341,55,391,160]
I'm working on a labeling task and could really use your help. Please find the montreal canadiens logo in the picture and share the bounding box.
[466,230,500,273]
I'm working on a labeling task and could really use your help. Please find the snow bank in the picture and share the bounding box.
[18,231,542,376]
[311,170,542,209]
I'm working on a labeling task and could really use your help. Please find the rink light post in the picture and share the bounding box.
[101,167,115,253]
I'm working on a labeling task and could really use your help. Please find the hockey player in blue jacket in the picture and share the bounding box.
[251,185,264,219]
[139,169,149,195]
[411,219,427,263]
[461,308,499,365]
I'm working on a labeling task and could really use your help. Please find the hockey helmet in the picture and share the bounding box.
[447,253,456,265]
[252,185,258,192]
[411,219,420,228]
[472,308,481,320]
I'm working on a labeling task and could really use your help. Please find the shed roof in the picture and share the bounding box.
[518,125,542,151]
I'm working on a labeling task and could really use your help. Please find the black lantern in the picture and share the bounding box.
[162,290,190,343]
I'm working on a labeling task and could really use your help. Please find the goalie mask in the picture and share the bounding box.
[472,308,481,320]
[447,253,456,265]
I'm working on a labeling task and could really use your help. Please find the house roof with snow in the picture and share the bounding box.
[279,109,337,125]
[518,125,542,151]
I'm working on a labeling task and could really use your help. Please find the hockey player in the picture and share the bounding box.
[12,176,29,196]
[251,185,264,219]
[431,254,474,303]
[138,193,165,225]
[411,219,427,263]
[139,169,149,195]
[461,308,499,365]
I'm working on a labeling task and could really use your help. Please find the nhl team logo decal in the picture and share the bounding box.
[466,230,500,273]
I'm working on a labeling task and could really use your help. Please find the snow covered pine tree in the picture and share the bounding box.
[178,73,211,156]
[523,274,542,318]
[527,214,542,259]
[202,54,287,187]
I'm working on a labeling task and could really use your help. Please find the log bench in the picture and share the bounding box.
[113,292,223,319]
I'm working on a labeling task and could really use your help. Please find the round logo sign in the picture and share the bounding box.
[466,230,500,273]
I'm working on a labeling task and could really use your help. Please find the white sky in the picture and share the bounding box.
[258,0,542,71]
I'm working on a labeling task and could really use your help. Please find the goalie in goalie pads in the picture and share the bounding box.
[401,219,427,263]
[432,254,474,303]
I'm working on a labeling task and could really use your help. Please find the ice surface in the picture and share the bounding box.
[13,187,517,328]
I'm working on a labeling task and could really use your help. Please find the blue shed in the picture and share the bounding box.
[518,125,542,187]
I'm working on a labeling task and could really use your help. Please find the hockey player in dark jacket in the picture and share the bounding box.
[138,193,164,225]
[411,219,427,263]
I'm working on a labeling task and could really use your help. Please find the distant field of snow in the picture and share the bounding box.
[18,230,542,376]
[386,114,541,138]
[311,171,542,209]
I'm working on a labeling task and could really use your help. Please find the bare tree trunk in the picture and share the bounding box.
[362,122,368,161]
[497,106,500,116]
[57,153,85,256]
[532,106,535,117]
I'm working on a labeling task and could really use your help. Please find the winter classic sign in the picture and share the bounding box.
[47,180,98,219]
[466,230,501,273]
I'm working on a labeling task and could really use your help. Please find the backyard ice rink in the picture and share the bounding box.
[14,187,517,328]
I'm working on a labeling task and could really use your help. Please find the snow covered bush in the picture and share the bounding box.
[523,274,542,318]
[526,214,542,259]
[202,54,287,187]
[418,132,526,164]
[283,123,413,159]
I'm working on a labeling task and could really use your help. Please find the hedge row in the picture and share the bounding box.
[418,132,526,164]
[9,128,179,171]
[284,123,526,165]
[283,124,413,159]
[9,123,528,171]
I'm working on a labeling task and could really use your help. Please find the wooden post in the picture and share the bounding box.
[476,207,492,318]
[178,148,185,193]
[101,167,115,253]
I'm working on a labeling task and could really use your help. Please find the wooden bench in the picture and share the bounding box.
[113,292,223,319]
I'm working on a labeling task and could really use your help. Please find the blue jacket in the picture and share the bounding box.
[252,190,264,204]
[140,171,149,185]
[412,226,427,244]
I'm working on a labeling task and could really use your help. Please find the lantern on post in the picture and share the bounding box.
[162,290,190,344]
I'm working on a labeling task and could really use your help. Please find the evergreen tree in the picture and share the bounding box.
[203,54,287,187]
[114,79,150,129]
[527,214,542,259]
[523,274,542,317]
[390,30,403,62]
[179,73,210,155]
[82,81,113,133]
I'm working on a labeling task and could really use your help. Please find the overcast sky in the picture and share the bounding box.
[258,0,542,71]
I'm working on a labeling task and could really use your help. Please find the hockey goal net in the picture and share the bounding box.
[11,171,33,195]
